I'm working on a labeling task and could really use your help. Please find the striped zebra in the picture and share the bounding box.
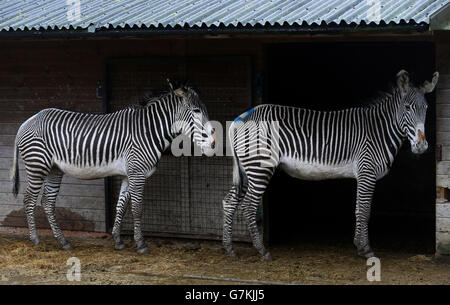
[223,70,439,260]
[10,80,215,254]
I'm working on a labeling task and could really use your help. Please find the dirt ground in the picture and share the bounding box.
[0,229,448,285]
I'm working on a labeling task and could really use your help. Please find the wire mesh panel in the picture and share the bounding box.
[108,56,252,241]
[189,156,248,238]
[113,155,190,234]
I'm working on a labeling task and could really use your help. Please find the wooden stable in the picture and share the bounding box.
[0,28,449,254]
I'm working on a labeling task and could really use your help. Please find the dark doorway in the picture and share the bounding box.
[266,42,436,253]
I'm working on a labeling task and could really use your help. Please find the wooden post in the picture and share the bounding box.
[102,61,113,234]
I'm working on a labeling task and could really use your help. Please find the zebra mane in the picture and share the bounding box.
[133,83,200,108]
[361,85,399,108]
[137,89,171,107]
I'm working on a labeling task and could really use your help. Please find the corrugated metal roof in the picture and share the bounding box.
[0,0,448,32]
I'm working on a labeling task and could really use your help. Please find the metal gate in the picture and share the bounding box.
[106,57,253,241]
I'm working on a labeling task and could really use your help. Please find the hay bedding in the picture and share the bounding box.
[0,231,448,285]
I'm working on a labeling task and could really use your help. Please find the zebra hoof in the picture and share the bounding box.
[137,247,149,255]
[359,251,376,259]
[115,243,125,251]
[62,242,73,251]
[357,248,375,259]
[30,239,40,246]
[226,250,236,258]
[262,252,273,261]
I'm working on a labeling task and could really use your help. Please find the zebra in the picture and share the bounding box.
[10,80,215,254]
[223,70,439,260]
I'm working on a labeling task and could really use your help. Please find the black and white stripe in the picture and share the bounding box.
[223,70,439,259]
[10,81,214,253]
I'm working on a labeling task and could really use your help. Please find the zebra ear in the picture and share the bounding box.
[422,71,439,94]
[173,87,187,98]
[167,78,173,90]
[167,78,187,98]
[396,70,410,94]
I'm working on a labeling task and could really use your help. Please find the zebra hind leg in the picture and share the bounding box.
[242,188,272,261]
[23,180,45,246]
[41,168,72,250]
[222,185,241,257]
[22,139,52,246]
[112,178,130,250]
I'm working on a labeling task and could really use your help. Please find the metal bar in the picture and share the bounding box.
[0,23,429,39]
[102,61,113,234]
[119,230,251,242]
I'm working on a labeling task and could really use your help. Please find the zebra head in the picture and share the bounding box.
[396,70,439,154]
[169,80,216,154]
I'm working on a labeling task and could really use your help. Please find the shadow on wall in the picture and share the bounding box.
[2,206,95,231]
[266,42,436,253]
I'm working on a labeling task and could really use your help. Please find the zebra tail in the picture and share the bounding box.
[229,120,248,198]
[232,148,248,199]
[10,141,20,198]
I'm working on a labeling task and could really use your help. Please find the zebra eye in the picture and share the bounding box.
[192,108,201,114]
[405,104,412,110]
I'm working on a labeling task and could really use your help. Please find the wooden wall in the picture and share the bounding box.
[107,57,253,240]
[435,31,450,255]
[0,40,105,231]
[1,34,448,254]
[0,38,262,234]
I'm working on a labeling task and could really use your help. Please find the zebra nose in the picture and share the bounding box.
[417,129,426,143]
[210,129,216,149]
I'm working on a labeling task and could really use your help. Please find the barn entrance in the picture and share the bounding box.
[266,42,436,253]
[105,56,253,241]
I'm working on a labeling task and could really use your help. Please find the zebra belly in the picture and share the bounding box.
[54,158,127,180]
[279,157,355,180]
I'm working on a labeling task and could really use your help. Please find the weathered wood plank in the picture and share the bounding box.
[0,111,39,123]
[0,146,14,158]
[437,202,450,218]
[0,135,15,146]
[0,205,105,221]
[0,183,104,197]
[436,74,450,89]
[0,170,104,186]
[0,193,105,210]
[436,174,450,188]
[436,132,450,144]
[436,104,450,119]
[0,123,21,135]
[436,232,450,244]
[436,118,450,132]
[441,146,450,161]
[437,161,450,175]
[0,214,105,232]
[0,157,23,170]
[437,217,450,232]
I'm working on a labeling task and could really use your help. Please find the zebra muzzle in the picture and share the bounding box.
[412,129,428,154]
[210,129,216,149]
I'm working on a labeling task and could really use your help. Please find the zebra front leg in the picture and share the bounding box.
[354,172,376,258]
[42,168,72,250]
[128,175,149,254]
[242,189,271,261]
[112,178,130,250]
[222,185,240,257]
